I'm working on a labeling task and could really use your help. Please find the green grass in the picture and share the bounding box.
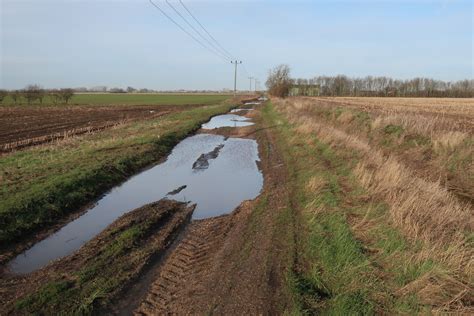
[1,93,231,107]
[0,101,233,248]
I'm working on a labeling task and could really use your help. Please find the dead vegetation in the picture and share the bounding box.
[273,96,473,313]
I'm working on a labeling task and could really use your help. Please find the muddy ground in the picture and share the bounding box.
[130,107,293,315]
[0,199,194,314]
[0,104,200,151]
[1,105,294,314]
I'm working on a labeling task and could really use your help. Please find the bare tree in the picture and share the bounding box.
[290,75,474,98]
[266,64,292,97]
[24,84,44,104]
[59,88,74,104]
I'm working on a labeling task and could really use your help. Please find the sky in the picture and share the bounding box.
[1,0,473,90]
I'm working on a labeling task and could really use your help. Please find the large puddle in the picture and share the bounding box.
[8,111,263,274]
[201,114,254,129]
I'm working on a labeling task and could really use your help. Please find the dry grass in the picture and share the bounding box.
[433,131,469,152]
[273,97,474,312]
[318,96,474,117]
[281,97,474,200]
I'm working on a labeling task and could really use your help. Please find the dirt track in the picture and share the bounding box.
[0,105,196,151]
[130,107,293,314]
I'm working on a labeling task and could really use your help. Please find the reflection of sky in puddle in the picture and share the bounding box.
[9,134,263,274]
[230,108,255,113]
[201,114,254,129]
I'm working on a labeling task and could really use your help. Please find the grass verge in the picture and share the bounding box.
[260,101,462,314]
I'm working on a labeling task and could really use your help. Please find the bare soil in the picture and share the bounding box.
[0,105,198,152]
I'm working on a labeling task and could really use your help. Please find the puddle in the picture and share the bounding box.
[201,114,254,129]
[230,108,254,113]
[8,133,263,274]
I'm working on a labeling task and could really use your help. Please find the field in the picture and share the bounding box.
[1,93,231,107]
[0,96,472,314]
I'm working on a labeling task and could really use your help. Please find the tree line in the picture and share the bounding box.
[0,85,74,105]
[266,65,474,98]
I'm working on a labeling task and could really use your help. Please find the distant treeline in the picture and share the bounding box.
[291,76,474,98]
[0,85,75,105]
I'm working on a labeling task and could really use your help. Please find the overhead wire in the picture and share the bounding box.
[165,0,232,61]
[148,0,229,63]
[149,0,255,90]
[177,0,256,85]
[178,0,236,61]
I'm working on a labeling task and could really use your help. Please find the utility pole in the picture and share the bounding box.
[248,77,254,92]
[254,79,258,92]
[231,60,242,96]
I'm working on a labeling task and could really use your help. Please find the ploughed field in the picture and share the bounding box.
[0,94,231,152]
[0,105,180,151]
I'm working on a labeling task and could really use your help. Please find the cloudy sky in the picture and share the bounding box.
[1,0,472,90]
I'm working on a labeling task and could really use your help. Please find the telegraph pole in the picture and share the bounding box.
[231,60,242,96]
[248,77,254,92]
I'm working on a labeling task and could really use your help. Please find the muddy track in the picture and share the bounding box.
[128,106,294,315]
[1,103,294,314]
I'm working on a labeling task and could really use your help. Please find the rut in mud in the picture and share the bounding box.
[134,216,230,315]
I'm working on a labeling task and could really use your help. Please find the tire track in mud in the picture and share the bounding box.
[135,216,230,315]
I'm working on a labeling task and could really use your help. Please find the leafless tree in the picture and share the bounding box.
[59,88,74,104]
[290,75,474,98]
[266,64,292,97]
[24,84,45,104]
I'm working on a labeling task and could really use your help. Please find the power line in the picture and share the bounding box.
[241,63,251,77]
[165,0,231,62]
[179,0,235,60]
[148,0,228,63]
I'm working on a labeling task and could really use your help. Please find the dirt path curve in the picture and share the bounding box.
[132,106,294,315]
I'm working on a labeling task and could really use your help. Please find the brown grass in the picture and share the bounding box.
[273,97,474,311]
